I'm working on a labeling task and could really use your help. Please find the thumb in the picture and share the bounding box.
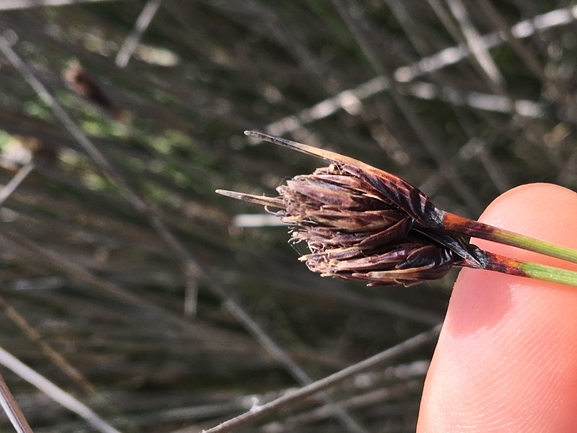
[417,183,577,433]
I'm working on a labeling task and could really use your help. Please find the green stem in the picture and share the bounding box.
[476,251,577,288]
[521,262,577,287]
[443,212,577,265]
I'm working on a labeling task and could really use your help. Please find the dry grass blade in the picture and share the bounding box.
[115,0,163,68]
[0,373,33,433]
[0,0,115,10]
[0,160,35,207]
[0,294,97,395]
[0,346,121,433]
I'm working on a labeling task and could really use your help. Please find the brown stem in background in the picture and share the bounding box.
[0,373,34,433]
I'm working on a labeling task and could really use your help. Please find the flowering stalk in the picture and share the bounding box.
[217,131,577,288]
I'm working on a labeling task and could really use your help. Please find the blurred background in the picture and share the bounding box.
[0,0,576,432]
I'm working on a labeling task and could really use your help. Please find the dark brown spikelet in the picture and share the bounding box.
[217,131,487,287]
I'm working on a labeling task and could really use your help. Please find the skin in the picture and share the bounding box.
[417,183,577,433]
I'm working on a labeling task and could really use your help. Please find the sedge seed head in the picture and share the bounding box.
[217,132,485,287]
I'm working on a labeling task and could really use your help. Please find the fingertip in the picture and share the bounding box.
[418,183,577,433]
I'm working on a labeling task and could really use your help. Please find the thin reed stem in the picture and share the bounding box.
[0,160,35,207]
[443,212,577,265]
[0,373,33,433]
[481,252,577,288]
[0,346,121,433]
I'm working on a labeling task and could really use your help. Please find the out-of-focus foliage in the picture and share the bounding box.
[0,1,575,432]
